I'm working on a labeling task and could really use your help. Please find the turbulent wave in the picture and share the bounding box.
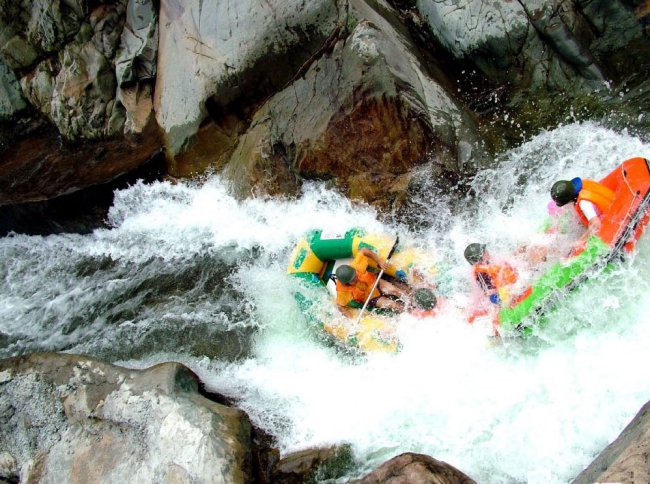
[2,121,650,483]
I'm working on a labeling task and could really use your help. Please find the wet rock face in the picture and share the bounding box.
[0,353,253,483]
[0,118,162,206]
[272,445,356,483]
[1,0,650,212]
[413,0,649,93]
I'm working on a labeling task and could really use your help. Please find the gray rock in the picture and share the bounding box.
[415,0,528,60]
[0,0,84,69]
[572,399,650,484]
[0,451,18,483]
[115,0,158,85]
[0,60,27,120]
[520,0,604,82]
[153,0,343,156]
[414,0,590,91]
[413,0,648,93]
[0,352,253,483]
[20,6,126,141]
[49,39,120,139]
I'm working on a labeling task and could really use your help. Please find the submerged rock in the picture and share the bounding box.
[0,353,254,483]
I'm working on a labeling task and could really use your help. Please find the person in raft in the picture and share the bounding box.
[334,247,416,316]
[550,176,613,251]
[464,243,518,330]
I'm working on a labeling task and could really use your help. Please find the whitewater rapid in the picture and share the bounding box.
[2,121,650,483]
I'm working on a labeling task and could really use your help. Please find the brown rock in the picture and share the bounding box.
[296,96,432,207]
[0,116,162,206]
[220,1,484,207]
[117,82,155,135]
[355,452,476,484]
[168,112,248,178]
[572,400,650,484]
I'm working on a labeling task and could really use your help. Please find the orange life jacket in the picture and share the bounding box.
[473,263,518,292]
[336,270,380,305]
[575,179,615,226]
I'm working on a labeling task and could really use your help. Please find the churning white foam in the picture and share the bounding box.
[4,121,650,483]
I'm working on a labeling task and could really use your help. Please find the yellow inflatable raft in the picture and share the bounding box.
[287,228,435,353]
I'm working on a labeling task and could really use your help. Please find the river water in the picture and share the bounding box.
[2,121,650,483]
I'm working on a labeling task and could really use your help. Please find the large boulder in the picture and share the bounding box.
[384,0,650,150]
[153,0,343,159]
[572,400,650,484]
[9,1,128,141]
[220,0,485,206]
[0,352,254,483]
[355,452,477,483]
[412,0,648,93]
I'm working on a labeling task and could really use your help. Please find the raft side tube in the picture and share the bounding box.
[597,157,650,247]
[499,158,650,331]
[289,229,402,281]
[498,236,609,331]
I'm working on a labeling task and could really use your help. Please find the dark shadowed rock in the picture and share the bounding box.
[0,352,254,483]
[0,149,164,235]
[0,117,162,206]
[0,0,84,70]
[413,0,649,94]
[355,452,477,483]
[0,61,26,121]
[572,400,650,484]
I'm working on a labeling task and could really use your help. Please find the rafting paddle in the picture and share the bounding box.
[354,236,400,325]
